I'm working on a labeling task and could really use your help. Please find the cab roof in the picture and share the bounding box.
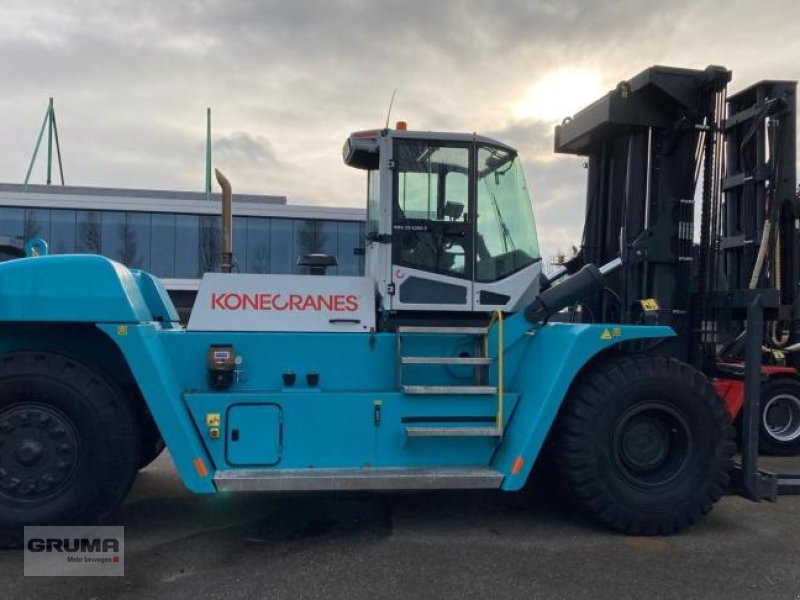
[348,128,516,153]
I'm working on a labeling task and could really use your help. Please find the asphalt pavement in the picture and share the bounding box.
[2,453,800,599]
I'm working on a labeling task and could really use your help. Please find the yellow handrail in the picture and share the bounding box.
[485,311,504,431]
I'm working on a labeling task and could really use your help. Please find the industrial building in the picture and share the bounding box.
[0,182,366,314]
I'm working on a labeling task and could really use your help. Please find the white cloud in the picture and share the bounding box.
[0,0,797,260]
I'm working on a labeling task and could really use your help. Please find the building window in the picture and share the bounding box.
[151,213,176,277]
[48,209,76,254]
[246,217,270,273]
[232,217,247,274]
[77,210,102,254]
[0,208,24,239]
[199,215,220,274]
[175,214,200,278]
[293,219,317,273]
[337,221,361,276]
[315,220,338,275]
[101,211,125,263]
[270,218,293,274]
[0,205,366,278]
[125,212,151,271]
[25,209,51,243]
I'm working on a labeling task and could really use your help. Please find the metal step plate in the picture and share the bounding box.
[402,385,497,395]
[397,326,487,335]
[400,356,491,365]
[404,426,503,437]
[214,467,504,492]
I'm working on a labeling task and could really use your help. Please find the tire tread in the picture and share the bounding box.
[0,352,140,548]
[555,355,735,535]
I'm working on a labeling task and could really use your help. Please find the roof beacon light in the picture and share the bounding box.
[395,121,407,131]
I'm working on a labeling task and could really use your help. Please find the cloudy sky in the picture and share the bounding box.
[0,0,797,259]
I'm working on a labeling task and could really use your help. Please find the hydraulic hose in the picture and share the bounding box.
[770,228,790,348]
[748,220,771,290]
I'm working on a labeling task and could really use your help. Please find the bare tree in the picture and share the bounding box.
[118,219,140,267]
[200,215,220,273]
[297,220,317,257]
[251,245,269,273]
[316,225,330,256]
[78,212,101,254]
[23,211,41,241]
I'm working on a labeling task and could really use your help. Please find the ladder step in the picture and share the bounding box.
[214,467,504,491]
[397,326,487,335]
[405,426,503,437]
[400,356,492,365]
[402,385,497,395]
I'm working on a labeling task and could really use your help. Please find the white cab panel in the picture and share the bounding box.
[188,273,375,332]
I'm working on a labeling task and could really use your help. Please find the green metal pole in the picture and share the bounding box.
[205,107,212,201]
[46,97,53,185]
[22,101,51,192]
[51,109,65,185]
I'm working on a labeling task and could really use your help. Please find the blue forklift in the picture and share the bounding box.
[0,118,735,548]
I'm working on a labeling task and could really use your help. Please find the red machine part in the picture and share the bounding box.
[713,365,798,419]
[714,378,745,419]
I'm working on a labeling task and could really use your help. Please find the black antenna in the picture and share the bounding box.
[384,89,397,129]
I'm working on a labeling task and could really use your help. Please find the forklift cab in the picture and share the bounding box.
[344,126,543,314]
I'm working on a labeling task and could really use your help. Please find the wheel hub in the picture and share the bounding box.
[619,418,670,472]
[0,404,79,501]
[15,439,45,466]
[612,403,692,488]
[763,393,800,443]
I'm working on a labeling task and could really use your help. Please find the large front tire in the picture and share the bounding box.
[0,352,140,548]
[555,355,735,535]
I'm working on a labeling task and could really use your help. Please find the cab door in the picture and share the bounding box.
[390,139,475,311]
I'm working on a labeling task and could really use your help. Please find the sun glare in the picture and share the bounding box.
[514,69,605,122]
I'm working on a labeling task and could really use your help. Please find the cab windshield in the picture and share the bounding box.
[475,146,540,282]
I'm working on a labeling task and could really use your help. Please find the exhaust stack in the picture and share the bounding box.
[215,168,233,274]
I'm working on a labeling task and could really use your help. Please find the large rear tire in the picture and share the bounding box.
[555,355,735,535]
[0,352,140,548]
[758,378,800,456]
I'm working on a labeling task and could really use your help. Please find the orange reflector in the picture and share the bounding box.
[193,457,209,478]
[395,120,407,130]
[511,456,524,475]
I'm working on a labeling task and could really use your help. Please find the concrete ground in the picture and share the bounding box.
[1,454,799,600]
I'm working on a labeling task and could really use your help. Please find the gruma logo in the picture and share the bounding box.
[211,292,359,312]
[27,538,121,553]
[24,526,124,577]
